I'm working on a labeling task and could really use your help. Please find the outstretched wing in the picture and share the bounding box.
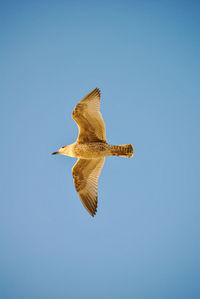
[72,88,107,143]
[72,158,105,216]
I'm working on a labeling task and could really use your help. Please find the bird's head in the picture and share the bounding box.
[52,145,72,156]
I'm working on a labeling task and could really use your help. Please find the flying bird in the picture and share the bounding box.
[52,88,134,216]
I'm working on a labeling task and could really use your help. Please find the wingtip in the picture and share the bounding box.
[89,206,97,217]
[95,87,101,95]
[90,208,97,217]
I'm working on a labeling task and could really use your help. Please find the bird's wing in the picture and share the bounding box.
[72,158,105,217]
[72,88,107,143]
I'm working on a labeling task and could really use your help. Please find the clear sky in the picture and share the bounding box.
[0,1,199,298]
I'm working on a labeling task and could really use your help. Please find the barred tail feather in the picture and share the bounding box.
[111,144,134,158]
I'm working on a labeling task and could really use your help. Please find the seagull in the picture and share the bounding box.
[52,88,134,217]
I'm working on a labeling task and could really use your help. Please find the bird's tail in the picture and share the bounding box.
[110,144,134,158]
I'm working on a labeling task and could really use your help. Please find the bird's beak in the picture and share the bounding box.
[52,151,58,155]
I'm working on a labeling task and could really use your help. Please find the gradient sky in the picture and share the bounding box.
[0,1,199,298]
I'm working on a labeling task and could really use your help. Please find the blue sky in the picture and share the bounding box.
[0,1,199,298]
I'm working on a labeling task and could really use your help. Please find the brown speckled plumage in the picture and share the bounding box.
[52,88,134,217]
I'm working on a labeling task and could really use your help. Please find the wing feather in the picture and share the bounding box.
[72,158,105,216]
[72,88,106,143]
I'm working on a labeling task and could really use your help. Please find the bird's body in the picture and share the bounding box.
[57,142,133,159]
[73,142,111,158]
[52,88,134,216]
